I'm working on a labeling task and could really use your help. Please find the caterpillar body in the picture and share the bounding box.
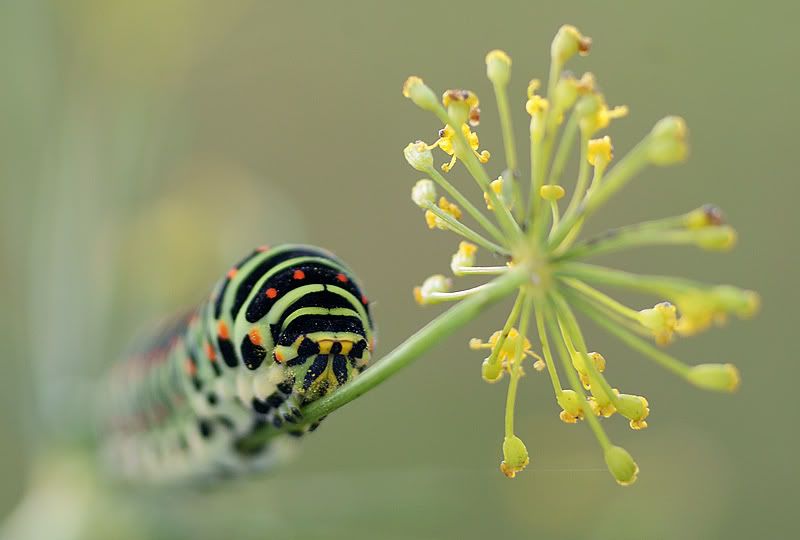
[102,244,375,483]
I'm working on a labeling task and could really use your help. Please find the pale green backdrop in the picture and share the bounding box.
[1,1,797,539]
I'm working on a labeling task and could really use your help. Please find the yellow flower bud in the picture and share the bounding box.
[403,141,434,172]
[557,390,583,423]
[412,274,452,305]
[615,393,650,430]
[551,24,592,64]
[575,72,596,94]
[424,197,462,230]
[540,184,566,201]
[587,136,613,166]
[576,351,607,390]
[481,357,504,383]
[648,116,689,165]
[442,89,479,109]
[451,241,478,272]
[411,179,436,208]
[685,204,725,229]
[587,395,616,418]
[604,445,639,486]
[694,226,737,251]
[526,79,541,99]
[711,286,760,318]
[577,93,628,136]
[574,93,600,120]
[500,435,530,478]
[424,210,438,229]
[638,302,678,345]
[438,197,461,220]
[687,363,741,392]
[483,178,506,210]
[673,291,717,336]
[526,95,549,116]
[588,387,616,418]
[442,89,473,126]
[402,76,439,112]
[485,49,512,87]
[588,351,606,372]
[553,73,579,113]
[491,328,530,363]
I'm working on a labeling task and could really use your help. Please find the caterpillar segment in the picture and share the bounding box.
[102,245,374,483]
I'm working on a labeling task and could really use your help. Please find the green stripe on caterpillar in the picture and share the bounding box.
[101,244,375,483]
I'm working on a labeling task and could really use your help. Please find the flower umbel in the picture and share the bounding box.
[402,24,759,485]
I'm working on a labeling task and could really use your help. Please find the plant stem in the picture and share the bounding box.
[559,132,590,222]
[556,262,699,296]
[423,282,493,304]
[505,291,533,437]
[485,289,525,368]
[548,137,650,249]
[492,81,518,174]
[546,112,579,187]
[533,297,564,396]
[558,277,640,322]
[551,290,623,411]
[425,166,505,244]
[555,226,733,262]
[431,105,523,242]
[542,297,612,451]
[453,265,509,276]
[560,284,652,338]
[238,265,530,450]
[424,202,509,255]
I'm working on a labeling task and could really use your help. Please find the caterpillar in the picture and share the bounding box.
[101,244,375,483]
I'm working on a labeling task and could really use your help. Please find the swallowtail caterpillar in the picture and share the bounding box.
[102,245,375,483]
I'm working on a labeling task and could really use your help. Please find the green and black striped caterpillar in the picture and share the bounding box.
[102,244,375,483]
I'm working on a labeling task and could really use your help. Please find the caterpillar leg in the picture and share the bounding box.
[269,391,301,426]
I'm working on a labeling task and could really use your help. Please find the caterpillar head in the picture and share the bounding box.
[272,331,372,400]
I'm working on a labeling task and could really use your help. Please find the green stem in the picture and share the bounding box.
[424,202,509,255]
[485,289,526,368]
[528,120,540,227]
[556,262,699,297]
[551,290,623,411]
[492,81,518,174]
[238,266,530,450]
[432,105,523,242]
[559,132,590,223]
[533,297,564,396]
[492,79,522,225]
[558,277,640,321]
[548,199,560,230]
[453,265,509,276]
[549,137,651,249]
[505,292,533,437]
[542,298,612,451]
[560,284,652,339]
[546,112,579,187]
[582,137,651,215]
[530,132,557,243]
[556,226,734,262]
[553,162,606,253]
[425,166,505,244]
[423,282,492,304]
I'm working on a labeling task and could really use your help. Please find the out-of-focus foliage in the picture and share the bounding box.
[0,1,797,539]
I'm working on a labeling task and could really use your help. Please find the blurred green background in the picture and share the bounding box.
[1,1,797,539]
